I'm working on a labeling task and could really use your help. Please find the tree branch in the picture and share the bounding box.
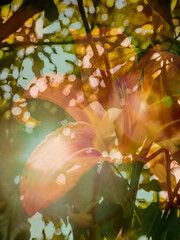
[0,40,75,49]
[0,0,53,43]
[133,147,165,163]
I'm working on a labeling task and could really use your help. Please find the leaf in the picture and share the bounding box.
[164,208,180,240]
[70,27,139,109]
[64,166,100,213]
[133,205,180,239]
[132,202,162,238]
[1,4,10,18]
[171,0,177,12]
[44,0,59,22]
[98,163,129,210]
[68,210,93,229]
[173,6,180,18]
[152,10,174,42]
[139,45,180,149]
[32,54,44,77]
[140,179,162,192]
[0,166,30,240]
[140,45,180,96]
[40,199,68,225]
[94,199,124,240]
[20,121,112,215]
[147,0,173,28]
[168,40,180,55]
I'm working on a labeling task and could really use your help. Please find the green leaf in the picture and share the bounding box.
[63,163,130,214]
[0,174,30,240]
[63,166,100,213]
[173,7,180,18]
[44,0,59,22]
[94,200,124,240]
[164,208,180,240]
[169,40,180,55]
[132,202,162,238]
[32,54,44,76]
[98,163,130,210]
[140,180,162,192]
[148,0,173,28]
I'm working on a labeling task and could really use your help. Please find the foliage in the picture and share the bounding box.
[0,0,179,239]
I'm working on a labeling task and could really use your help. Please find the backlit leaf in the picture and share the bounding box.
[139,45,180,150]
[148,0,173,28]
[140,179,162,192]
[71,27,139,109]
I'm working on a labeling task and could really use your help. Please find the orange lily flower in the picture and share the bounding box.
[12,28,152,215]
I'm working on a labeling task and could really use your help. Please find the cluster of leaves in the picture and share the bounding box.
[0,0,180,240]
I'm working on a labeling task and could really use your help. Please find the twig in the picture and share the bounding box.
[134,147,165,163]
[0,40,75,49]
[77,0,91,33]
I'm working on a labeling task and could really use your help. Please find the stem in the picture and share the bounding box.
[111,163,131,185]
[77,0,99,57]
[172,180,180,203]
[77,0,112,95]
[77,0,91,33]
[130,161,144,197]
[165,150,173,205]
[122,161,144,235]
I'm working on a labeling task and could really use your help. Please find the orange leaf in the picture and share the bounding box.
[71,27,140,109]
[140,45,180,150]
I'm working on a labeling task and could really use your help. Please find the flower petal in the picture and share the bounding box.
[20,122,108,215]
[12,73,91,126]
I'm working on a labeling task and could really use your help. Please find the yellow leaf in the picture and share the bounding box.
[1,5,10,18]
